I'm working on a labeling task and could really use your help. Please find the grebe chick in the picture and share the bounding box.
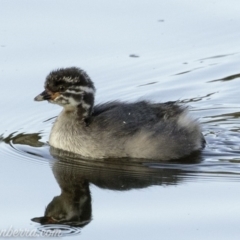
[34,67,205,160]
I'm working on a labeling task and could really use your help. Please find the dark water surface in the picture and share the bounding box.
[1,1,240,239]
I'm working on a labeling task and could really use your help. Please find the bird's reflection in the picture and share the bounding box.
[32,149,92,227]
[31,146,203,228]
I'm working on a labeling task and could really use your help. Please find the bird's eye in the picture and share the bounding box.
[59,85,65,91]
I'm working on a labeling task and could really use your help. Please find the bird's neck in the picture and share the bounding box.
[62,90,95,125]
[77,91,95,123]
[63,102,94,125]
[76,102,93,120]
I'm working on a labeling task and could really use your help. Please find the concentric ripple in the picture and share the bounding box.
[36,224,81,237]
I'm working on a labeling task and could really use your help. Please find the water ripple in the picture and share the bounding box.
[36,224,81,237]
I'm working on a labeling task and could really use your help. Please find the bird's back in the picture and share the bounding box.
[91,101,184,135]
[86,101,204,160]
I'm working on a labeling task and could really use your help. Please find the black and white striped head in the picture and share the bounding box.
[34,67,95,119]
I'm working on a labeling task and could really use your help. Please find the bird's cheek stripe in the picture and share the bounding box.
[50,92,61,100]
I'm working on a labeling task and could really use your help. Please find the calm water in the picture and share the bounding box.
[1,1,240,239]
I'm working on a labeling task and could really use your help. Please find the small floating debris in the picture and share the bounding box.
[129,54,140,58]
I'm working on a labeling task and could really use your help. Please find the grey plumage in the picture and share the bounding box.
[34,67,205,160]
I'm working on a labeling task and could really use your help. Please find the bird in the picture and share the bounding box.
[34,67,205,160]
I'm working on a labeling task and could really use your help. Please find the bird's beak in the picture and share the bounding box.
[34,90,60,102]
[34,90,51,101]
[31,216,58,224]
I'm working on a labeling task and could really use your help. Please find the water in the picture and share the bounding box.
[1,0,240,239]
